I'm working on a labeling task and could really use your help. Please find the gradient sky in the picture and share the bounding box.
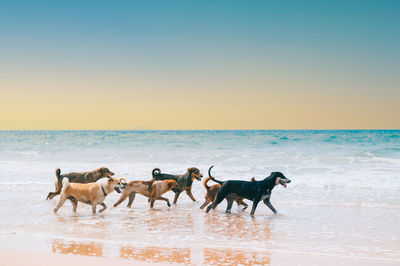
[1,0,399,129]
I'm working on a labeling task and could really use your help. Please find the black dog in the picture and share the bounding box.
[152,167,203,204]
[205,166,291,215]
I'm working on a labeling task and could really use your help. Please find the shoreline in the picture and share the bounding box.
[1,247,399,266]
[1,233,399,266]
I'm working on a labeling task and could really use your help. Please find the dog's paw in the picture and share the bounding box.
[167,202,171,207]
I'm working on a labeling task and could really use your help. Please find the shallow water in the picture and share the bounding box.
[0,130,399,264]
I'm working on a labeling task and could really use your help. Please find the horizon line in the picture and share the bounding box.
[0,129,399,131]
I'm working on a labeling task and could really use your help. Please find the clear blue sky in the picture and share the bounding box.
[1,1,399,129]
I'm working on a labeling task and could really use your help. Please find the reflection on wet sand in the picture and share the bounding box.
[52,239,103,257]
[204,213,272,241]
[144,208,194,230]
[120,246,191,264]
[202,213,272,264]
[203,248,271,265]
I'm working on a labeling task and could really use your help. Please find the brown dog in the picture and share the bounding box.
[46,167,115,200]
[113,179,178,208]
[152,167,202,204]
[53,176,126,214]
[200,177,255,210]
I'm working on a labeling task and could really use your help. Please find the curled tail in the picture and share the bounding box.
[203,177,212,190]
[152,168,161,178]
[55,168,63,183]
[208,166,223,185]
[61,177,70,194]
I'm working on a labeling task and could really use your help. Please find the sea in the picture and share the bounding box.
[0,130,399,265]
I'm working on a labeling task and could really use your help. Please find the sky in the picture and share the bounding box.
[0,0,399,129]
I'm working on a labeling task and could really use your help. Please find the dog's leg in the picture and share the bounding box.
[263,198,277,214]
[226,198,234,213]
[47,189,61,200]
[99,203,107,213]
[127,192,136,208]
[206,188,226,213]
[92,204,97,214]
[113,191,130,208]
[47,181,62,200]
[250,197,261,216]
[72,200,78,213]
[156,196,171,207]
[185,189,196,202]
[200,198,211,209]
[46,192,56,200]
[236,198,248,211]
[53,194,67,213]
[150,198,155,208]
[173,191,181,204]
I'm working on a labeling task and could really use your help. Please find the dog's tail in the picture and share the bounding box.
[203,177,212,190]
[152,168,161,178]
[61,177,69,194]
[208,166,223,185]
[147,179,156,192]
[55,168,63,183]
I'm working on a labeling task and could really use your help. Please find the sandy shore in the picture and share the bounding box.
[0,249,169,266]
[1,247,399,266]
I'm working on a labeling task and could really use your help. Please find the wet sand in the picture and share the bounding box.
[1,187,400,265]
[2,246,399,266]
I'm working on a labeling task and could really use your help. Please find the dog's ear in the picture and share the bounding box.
[187,168,193,173]
[85,172,91,180]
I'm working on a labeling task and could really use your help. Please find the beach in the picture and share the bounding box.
[0,130,399,265]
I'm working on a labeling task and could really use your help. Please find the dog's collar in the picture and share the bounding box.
[101,185,108,196]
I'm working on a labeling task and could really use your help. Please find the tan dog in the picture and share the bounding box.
[47,167,115,200]
[113,179,178,208]
[53,176,126,214]
[200,177,255,210]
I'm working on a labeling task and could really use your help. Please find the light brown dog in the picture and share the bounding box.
[53,176,126,214]
[113,179,178,208]
[47,167,115,200]
[200,177,255,210]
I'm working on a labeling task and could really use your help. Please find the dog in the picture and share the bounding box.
[113,179,178,208]
[152,167,202,204]
[205,166,291,215]
[46,167,115,200]
[200,176,256,210]
[53,176,126,214]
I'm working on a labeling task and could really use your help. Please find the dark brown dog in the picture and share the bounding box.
[46,167,115,200]
[152,167,203,204]
[200,177,255,210]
